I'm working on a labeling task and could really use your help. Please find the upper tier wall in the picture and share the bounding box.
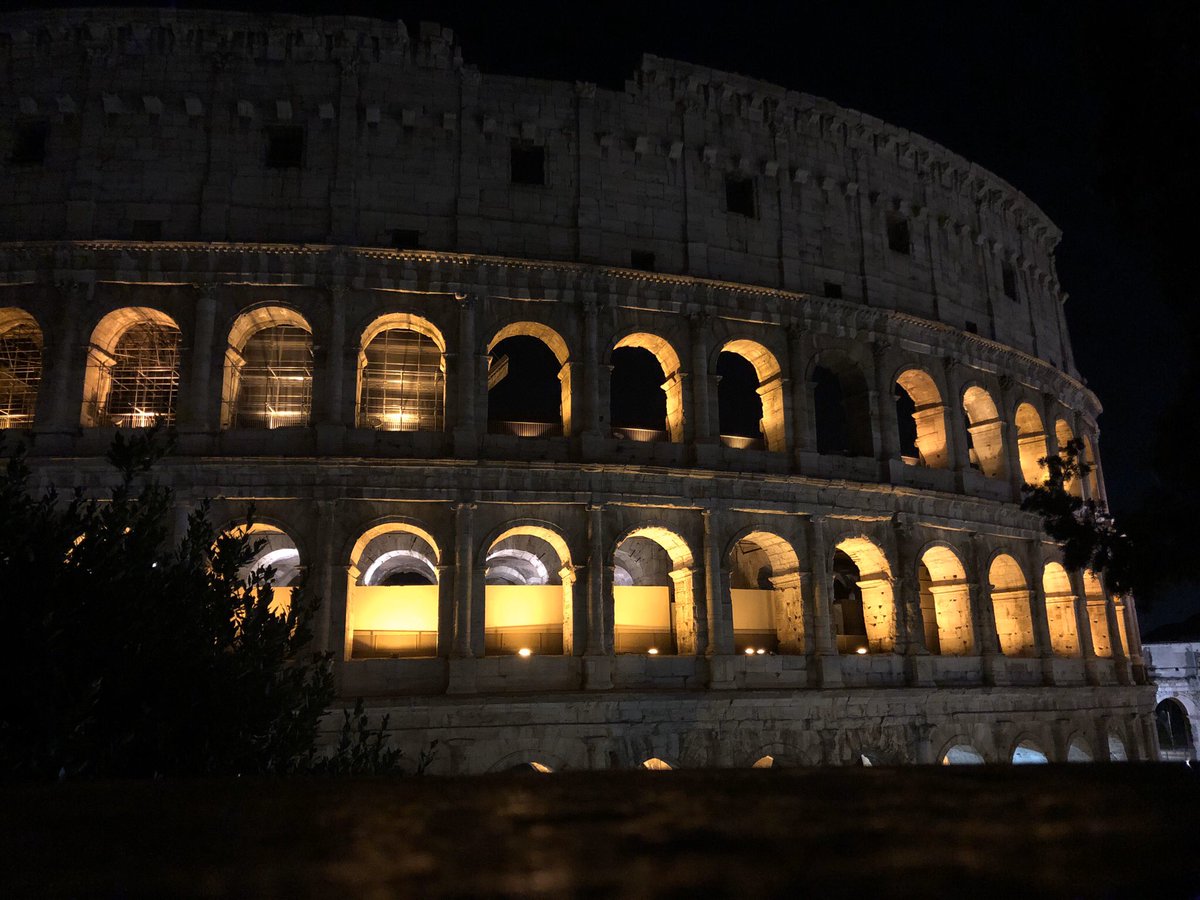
[0,8,1073,371]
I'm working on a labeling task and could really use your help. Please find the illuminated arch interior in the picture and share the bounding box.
[358,313,446,432]
[917,545,974,656]
[642,757,673,771]
[1012,739,1048,764]
[222,306,313,429]
[1156,698,1193,756]
[1042,561,1080,657]
[961,385,1005,479]
[82,307,181,427]
[1015,402,1049,485]
[718,338,785,452]
[1107,731,1127,762]
[612,332,684,442]
[1081,569,1113,658]
[227,522,302,617]
[895,368,948,468]
[832,536,895,654]
[987,554,1036,657]
[0,308,43,429]
[487,322,571,438]
[614,526,695,655]
[484,525,573,656]
[347,522,442,659]
[728,530,802,654]
[941,744,985,765]
[1066,736,1093,762]
[1054,418,1081,496]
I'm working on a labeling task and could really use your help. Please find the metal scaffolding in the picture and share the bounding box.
[358,327,445,431]
[99,323,181,427]
[229,324,313,428]
[0,324,42,429]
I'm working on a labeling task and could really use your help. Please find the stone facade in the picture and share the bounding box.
[0,9,1156,771]
[1143,642,1199,761]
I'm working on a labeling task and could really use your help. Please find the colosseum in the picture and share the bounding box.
[0,8,1158,771]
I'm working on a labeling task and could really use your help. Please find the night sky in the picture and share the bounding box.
[23,1,1199,625]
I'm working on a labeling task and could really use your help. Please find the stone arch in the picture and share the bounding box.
[1011,737,1049,764]
[487,750,565,774]
[1107,730,1128,762]
[610,331,684,442]
[987,552,1036,657]
[221,304,314,429]
[223,520,303,616]
[1015,401,1049,485]
[0,307,43,429]
[641,757,674,770]
[346,519,443,659]
[1042,561,1081,657]
[832,535,895,654]
[961,384,1006,479]
[811,350,873,457]
[1156,697,1194,759]
[917,543,974,656]
[716,338,786,452]
[82,307,182,427]
[483,522,575,656]
[1054,418,1082,496]
[487,321,572,437]
[1066,734,1093,762]
[613,525,697,655]
[1081,569,1113,658]
[940,742,987,765]
[894,367,949,468]
[725,528,803,654]
[357,312,446,431]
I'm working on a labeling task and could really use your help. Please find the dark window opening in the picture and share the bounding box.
[886,214,910,254]
[725,176,756,217]
[1156,699,1193,753]
[717,351,762,441]
[487,335,561,434]
[1002,262,1019,300]
[832,550,868,653]
[813,364,873,457]
[266,126,304,169]
[131,220,162,241]
[965,321,978,334]
[10,121,48,166]
[390,229,420,249]
[894,383,919,458]
[610,346,666,434]
[511,142,545,186]
[630,250,656,272]
[823,281,843,300]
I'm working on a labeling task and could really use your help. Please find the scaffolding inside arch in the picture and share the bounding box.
[229,324,313,428]
[0,323,42,428]
[99,323,181,427]
[358,327,445,431]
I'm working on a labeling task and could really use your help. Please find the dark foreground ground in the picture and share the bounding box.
[4,764,1200,898]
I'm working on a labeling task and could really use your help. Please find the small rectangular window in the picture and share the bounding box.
[630,250,656,272]
[10,121,48,166]
[886,214,910,254]
[266,126,305,169]
[725,176,756,217]
[390,229,420,249]
[823,281,843,299]
[511,142,545,185]
[964,321,978,334]
[1002,262,1019,300]
[131,220,162,241]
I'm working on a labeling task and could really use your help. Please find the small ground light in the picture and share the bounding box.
[855,646,868,655]
[756,648,766,655]
[647,648,659,655]
[744,647,755,655]
[517,647,532,657]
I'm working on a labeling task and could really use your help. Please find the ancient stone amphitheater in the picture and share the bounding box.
[0,9,1157,771]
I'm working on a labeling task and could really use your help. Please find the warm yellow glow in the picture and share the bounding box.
[613,585,672,629]
[483,585,565,629]
[745,647,755,655]
[517,647,532,657]
[647,647,659,655]
[855,646,868,655]
[756,648,766,655]
[642,757,673,771]
[731,589,773,630]
[348,584,439,632]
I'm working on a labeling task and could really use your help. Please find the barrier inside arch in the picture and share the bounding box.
[613,527,696,655]
[483,525,574,657]
[347,522,442,659]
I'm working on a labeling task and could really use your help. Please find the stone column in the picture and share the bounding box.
[312,499,340,658]
[1105,589,1132,685]
[317,284,349,454]
[787,324,816,462]
[447,501,477,696]
[1068,568,1100,686]
[968,532,1004,686]
[689,312,716,462]
[802,514,841,687]
[329,56,361,244]
[583,503,613,689]
[873,340,901,472]
[36,280,87,449]
[437,564,455,659]
[892,515,932,687]
[703,508,735,659]
[1000,376,1027,502]
[942,359,973,475]
[452,292,479,458]
[582,300,602,436]
[184,283,218,434]
[1026,539,1057,686]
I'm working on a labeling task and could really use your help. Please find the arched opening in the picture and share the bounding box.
[961,385,1006,479]
[357,314,446,431]
[0,308,42,429]
[1015,402,1049,485]
[813,355,873,457]
[1054,419,1082,496]
[942,745,986,765]
[1067,737,1093,762]
[347,523,441,659]
[917,546,974,656]
[717,339,785,452]
[227,522,302,616]
[222,306,313,429]
[1042,561,1081,657]
[895,369,949,468]
[751,755,775,769]
[505,761,554,774]
[728,530,803,654]
[988,554,1036,657]
[487,323,570,438]
[1012,739,1049,764]
[82,308,181,427]
[1081,569,1113,658]
[642,757,673,771]
[1108,732,1128,762]
[613,527,696,656]
[611,333,683,442]
[1082,435,1102,499]
[1157,698,1194,759]
[484,525,574,656]
[832,537,895,654]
